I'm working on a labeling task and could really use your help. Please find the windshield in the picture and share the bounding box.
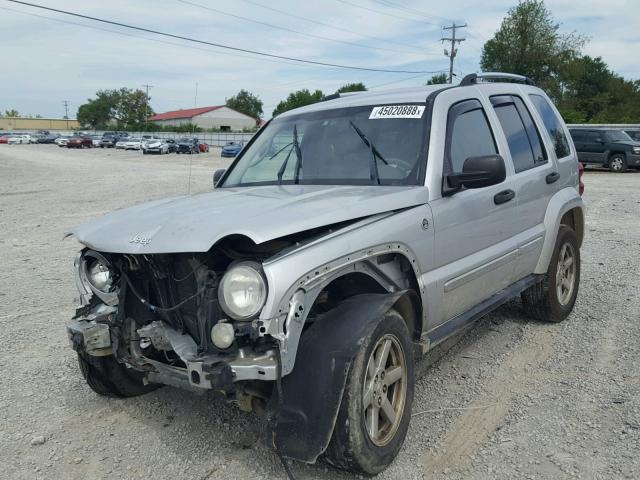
[606,130,632,142]
[221,104,429,187]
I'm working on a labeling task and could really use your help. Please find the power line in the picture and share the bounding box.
[334,0,440,25]
[239,0,425,52]
[7,0,441,74]
[372,0,453,23]
[441,23,467,83]
[175,0,422,56]
[0,5,336,70]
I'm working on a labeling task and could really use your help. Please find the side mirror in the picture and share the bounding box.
[213,169,226,188]
[446,154,506,192]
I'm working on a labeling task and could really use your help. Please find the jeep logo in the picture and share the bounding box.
[129,234,152,246]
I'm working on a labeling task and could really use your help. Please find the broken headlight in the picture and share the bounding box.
[87,260,113,292]
[218,262,266,321]
[77,250,119,306]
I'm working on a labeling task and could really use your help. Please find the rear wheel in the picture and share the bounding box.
[77,352,158,398]
[608,154,627,172]
[522,226,580,322]
[324,309,414,475]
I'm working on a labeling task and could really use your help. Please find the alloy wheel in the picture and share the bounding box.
[556,242,576,306]
[362,334,407,446]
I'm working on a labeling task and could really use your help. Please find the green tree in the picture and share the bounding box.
[226,89,263,119]
[4,109,19,117]
[272,89,324,117]
[336,82,367,93]
[480,0,585,97]
[77,88,153,129]
[426,73,448,85]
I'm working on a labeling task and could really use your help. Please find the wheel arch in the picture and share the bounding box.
[534,188,585,274]
[304,252,423,341]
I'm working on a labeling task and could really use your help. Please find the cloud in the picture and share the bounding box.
[0,0,638,119]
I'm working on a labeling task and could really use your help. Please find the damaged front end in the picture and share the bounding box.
[68,238,282,403]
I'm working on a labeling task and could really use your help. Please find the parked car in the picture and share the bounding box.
[569,128,640,172]
[124,138,143,150]
[0,135,9,144]
[199,142,210,153]
[165,138,178,153]
[8,134,31,144]
[91,135,102,147]
[55,136,70,147]
[65,72,584,476]
[115,138,129,149]
[100,133,128,148]
[176,137,199,154]
[142,139,171,154]
[624,130,640,142]
[37,133,61,144]
[67,136,93,148]
[221,141,244,157]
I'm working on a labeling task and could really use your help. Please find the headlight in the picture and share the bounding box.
[218,262,267,321]
[87,260,113,292]
[633,147,640,154]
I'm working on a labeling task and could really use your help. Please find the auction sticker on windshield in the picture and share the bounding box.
[369,105,425,119]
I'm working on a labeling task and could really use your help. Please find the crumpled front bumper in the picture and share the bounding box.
[67,306,278,391]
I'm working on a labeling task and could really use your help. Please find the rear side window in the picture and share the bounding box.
[529,94,571,159]
[446,100,497,174]
[491,95,547,173]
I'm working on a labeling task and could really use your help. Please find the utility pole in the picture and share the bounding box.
[62,100,70,129]
[441,23,467,84]
[141,84,153,130]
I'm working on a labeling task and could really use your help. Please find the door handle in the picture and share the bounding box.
[494,189,515,205]
[546,171,560,184]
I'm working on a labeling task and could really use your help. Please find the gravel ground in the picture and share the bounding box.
[0,145,638,480]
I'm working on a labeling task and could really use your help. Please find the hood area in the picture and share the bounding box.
[68,185,428,254]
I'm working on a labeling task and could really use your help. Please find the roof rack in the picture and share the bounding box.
[460,72,535,86]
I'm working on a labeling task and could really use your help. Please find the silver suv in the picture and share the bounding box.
[66,73,585,475]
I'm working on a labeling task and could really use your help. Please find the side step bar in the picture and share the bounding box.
[424,274,542,348]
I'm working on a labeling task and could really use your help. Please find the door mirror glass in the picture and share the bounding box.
[446,154,506,191]
[213,169,226,188]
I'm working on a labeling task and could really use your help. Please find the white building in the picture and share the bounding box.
[148,105,257,131]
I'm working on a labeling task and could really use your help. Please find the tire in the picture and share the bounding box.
[608,153,627,173]
[77,352,159,398]
[324,309,414,475]
[522,226,580,322]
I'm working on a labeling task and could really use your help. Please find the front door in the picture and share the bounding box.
[428,98,519,323]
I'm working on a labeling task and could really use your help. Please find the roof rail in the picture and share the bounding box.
[460,72,535,86]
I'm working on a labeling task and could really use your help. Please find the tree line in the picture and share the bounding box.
[73,0,638,129]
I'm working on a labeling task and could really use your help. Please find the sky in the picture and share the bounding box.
[1,0,639,119]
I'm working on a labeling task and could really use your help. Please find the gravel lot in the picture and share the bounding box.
[1,145,638,480]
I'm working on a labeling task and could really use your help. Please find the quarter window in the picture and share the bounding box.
[529,94,571,159]
[491,95,547,173]
[446,102,497,174]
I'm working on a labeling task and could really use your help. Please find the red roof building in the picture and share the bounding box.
[148,105,257,131]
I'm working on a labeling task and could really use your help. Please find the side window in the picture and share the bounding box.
[569,130,583,143]
[490,95,547,173]
[529,94,571,159]
[446,100,497,174]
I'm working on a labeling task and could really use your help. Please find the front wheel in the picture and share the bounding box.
[77,352,159,398]
[608,154,627,173]
[324,309,414,475]
[522,226,580,322]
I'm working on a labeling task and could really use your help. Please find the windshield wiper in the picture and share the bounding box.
[276,124,303,185]
[349,121,388,185]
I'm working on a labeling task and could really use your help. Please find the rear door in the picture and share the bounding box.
[427,94,520,324]
[583,130,606,164]
[488,91,556,281]
[569,130,587,161]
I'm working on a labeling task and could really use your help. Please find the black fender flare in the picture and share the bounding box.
[270,290,411,463]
